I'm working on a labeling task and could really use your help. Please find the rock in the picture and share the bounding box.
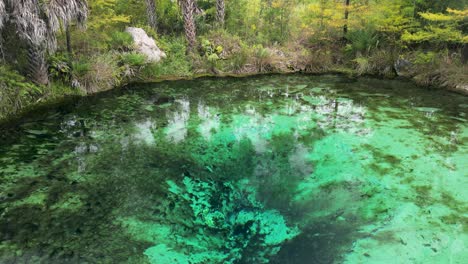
[125,27,166,63]
[451,84,468,95]
[394,58,413,77]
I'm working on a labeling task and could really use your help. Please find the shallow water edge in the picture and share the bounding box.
[1,72,465,128]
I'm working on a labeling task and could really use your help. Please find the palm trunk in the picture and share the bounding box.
[216,0,225,27]
[27,45,49,86]
[145,0,158,31]
[343,0,350,36]
[182,0,197,51]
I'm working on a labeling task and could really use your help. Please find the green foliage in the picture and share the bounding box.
[48,53,72,81]
[252,44,273,72]
[402,8,468,45]
[414,51,438,64]
[140,37,191,78]
[227,44,250,73]
[72,60,92,78]
[108,31,134,50]
[345,29,380,56]
[154,0,184,34]
[88,0,131,31]
[353,50,396,77]
[120,53,147,67]
[201,39,223,57]
[73,53,124,93]
[199,38,224,70]
[0,65,43,119]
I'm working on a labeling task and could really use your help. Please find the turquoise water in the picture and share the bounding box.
[0,75,467,263]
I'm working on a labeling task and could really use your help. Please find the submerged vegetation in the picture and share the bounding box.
[0,0,467,120]
[0,75,466,263]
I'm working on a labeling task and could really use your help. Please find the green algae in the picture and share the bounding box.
[0,75,467,263]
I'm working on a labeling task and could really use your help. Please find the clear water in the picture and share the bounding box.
[0,75,467,264]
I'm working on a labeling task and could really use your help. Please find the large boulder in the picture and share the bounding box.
[125,27,166,63]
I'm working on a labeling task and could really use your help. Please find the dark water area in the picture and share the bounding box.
[0,75,467,263]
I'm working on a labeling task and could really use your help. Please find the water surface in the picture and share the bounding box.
[0,75,467,263]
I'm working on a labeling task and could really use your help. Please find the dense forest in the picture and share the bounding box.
[0,0,467,120]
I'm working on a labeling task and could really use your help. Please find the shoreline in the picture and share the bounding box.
[1,70,466,127]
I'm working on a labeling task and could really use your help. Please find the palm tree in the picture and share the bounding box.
[216,0,225,27]
[145,0,158,31]
[181,0,197,51]
[0,0,87,85]
[0,1,5,30]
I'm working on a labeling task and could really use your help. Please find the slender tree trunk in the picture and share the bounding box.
[182,0,197,51]
[66,25,73,59]
[145,0,158,31]
[343,0,350,36]
[462,44,468,65]
[216,0,225,27]
[27,45,49,86]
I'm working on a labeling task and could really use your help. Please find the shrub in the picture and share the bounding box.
[368,49,397,77]
[0,65,43,119]
[140,37,191,79]
[74,53,123,93]
[72,60,91,78]
[120,53,147,67]
[353,49,396,77]
[252,44,273,72]
[48,53,72,82]
[410,51,467,88]
[303,49,334,73]
[108,31,134,51]
[345,29,380,57]
[227,44,250,73]
[198,38,224,73]
[354,56,371,75]
[414,51,438,65]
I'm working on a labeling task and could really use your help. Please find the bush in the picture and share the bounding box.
[227,44,250,73]
[252,44,273,72]
[354,56,371,75]
[414,51,438,65]
[410,51,467,88]
[74,53,123,93]
[369,50,397,77]
[0,65,43,119]
[140,37,191,79]
[72,60,91,78]
[108,31,134,51]
[345,29,380,57]
[120,53,147,67]
[353,49,396,77]
[48,53,72,82]
[303,49,334,73]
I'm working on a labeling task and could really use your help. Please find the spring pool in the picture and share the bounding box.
[0,75,467,263]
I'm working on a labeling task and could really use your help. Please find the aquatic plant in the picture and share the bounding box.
[144,176,299,263]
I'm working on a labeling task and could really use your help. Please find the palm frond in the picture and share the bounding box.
[0,0,6,30]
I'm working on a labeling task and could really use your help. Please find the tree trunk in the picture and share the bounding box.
[182,0,197,51]
[145,0,158,31]
[462,44,468,64]
[66,25,73,59]
[343,0,350,36]
[27,45,49,86]
[216,0,225,27]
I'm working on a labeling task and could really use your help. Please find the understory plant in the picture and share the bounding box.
[0,65,43,119]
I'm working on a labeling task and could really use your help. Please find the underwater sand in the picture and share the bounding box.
[0,75,467,263]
